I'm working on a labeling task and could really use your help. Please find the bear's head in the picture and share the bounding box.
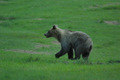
[44,25,59,38]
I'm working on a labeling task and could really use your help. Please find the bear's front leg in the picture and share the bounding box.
[68,48,73,59]
[55,52,61,58]
[55,48,68,58]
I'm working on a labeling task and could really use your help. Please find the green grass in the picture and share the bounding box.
[0,0,120,80]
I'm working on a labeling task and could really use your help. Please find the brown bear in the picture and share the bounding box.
[44,25,93,61]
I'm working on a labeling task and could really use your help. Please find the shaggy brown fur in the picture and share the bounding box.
[44,25,93,60]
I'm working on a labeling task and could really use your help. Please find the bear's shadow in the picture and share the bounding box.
[95,60,120,65]
[108,60,120,64]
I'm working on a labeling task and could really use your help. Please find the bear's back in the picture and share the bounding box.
[70,31,90,41]
[69,31,93,49]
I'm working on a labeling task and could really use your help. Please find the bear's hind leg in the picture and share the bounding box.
[82,45,92,61]
[74,48,82,60]
[82,51,90,61]
[68,48,73,59]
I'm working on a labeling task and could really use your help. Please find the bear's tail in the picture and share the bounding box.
[89,45,92,52]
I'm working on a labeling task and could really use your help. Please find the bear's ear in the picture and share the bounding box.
[53,25,57,29]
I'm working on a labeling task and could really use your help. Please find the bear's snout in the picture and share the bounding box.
[44,33,51,38]
[44,33,47,36]
[44,33,48,37]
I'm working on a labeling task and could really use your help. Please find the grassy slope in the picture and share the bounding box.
[0,0,120,80]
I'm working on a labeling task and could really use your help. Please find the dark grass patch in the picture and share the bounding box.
[102,41,115,47]
[97,20,104,23]
[94,60,120,65]
[88,3,120,11]
[95,41,115,49]
[85,60,120,65]
[0,16,16,20]
[108,60,120,64]
[26,56,40,62]
[103,5,120,10]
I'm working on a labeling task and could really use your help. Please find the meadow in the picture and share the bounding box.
[0,0,120,80]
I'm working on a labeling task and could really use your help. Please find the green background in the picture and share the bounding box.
[0,0,120,80]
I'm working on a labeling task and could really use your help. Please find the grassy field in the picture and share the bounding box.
[0,0,120,80]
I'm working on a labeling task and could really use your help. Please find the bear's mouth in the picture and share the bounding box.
[44,34,51,38]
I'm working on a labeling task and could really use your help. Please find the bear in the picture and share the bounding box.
[44,25,93,61]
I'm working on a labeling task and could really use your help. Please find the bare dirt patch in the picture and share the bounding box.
[5,49,49,54]
[98,20,120,25]
[34,43,50,49]
[104,21,120,25]
[52,41,60,45]
[33,18,43,21]
[89,3,120,10]
[0,0,9,4]
[0,21,4,23]
[5,43,50,54]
